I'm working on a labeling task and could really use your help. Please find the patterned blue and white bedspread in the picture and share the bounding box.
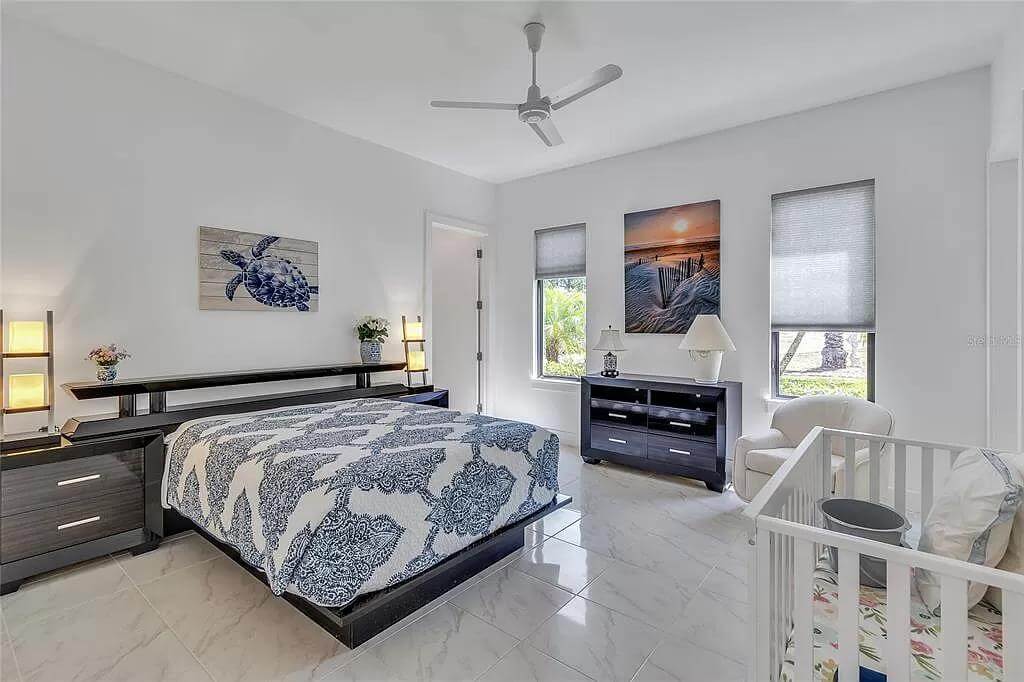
[162,398,559,607]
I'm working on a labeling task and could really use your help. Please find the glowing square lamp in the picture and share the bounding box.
[407,350,427,371]
[8,320,45,354]
[9,373,46,409]
[403,320,425,342]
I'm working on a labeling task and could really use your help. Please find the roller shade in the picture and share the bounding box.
[771,180,875,331]
[535,223,586,279]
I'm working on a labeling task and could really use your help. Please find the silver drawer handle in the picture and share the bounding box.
[608,438,627,444]
[607,413,628,419]
[668,421,691,428]
[57,474,101,487]
[668,448,691,455]
[57,516,100,531]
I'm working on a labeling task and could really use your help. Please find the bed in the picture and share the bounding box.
[162,397,561,610]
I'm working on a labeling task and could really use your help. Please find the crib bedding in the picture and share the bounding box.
[162,398,560,608]
[781,560,1004,682]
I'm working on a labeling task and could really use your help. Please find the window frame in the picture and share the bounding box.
[535,276,587,382]
[771,330,876,402]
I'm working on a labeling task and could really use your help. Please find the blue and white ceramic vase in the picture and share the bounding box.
[360,341,382,364]
[96,363,118,382]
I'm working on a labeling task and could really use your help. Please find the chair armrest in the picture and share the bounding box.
[735,428,791,455]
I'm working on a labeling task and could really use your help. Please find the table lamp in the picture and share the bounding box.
[679,314,735,384]
[593,326,627,378]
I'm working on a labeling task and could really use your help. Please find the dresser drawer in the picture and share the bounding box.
[1,489,144,563]
[646,434,718,471]
[647,407,716,439]
[1,449,143,517]
[591,425,647,457]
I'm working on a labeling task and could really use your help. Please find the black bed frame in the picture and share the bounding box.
[58,362,572,648]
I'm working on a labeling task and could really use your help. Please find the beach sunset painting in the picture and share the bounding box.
[624,200,721,334]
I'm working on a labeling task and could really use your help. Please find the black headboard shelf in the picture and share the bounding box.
[60,361,418,442]
[64,361,406,418]
[62,382,433,442]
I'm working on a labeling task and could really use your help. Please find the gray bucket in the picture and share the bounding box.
[816,497,911,588]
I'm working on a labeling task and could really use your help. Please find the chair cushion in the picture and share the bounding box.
[917,447,1024,613]
[745,447,797,475]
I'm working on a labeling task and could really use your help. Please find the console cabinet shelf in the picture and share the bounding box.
[581,373,741,492]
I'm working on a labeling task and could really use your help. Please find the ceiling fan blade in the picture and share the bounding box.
[529,117,564,147]
[548,64,623,111]
[430,100,519,110]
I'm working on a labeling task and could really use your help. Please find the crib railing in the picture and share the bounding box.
[744,427,1024,682]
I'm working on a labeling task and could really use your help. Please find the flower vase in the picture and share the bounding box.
[360,341,382,364]
[96,364,118,382]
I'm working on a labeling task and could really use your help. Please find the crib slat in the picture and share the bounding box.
[869,440,881,502]
[1004,590,1024,682]
[921,447,934,519]
[940,575,968,680]
[755,528,772,682]
[793,538,815,682]
[894,443,907,515]
[886,561,912,682]
[844,437,856,497]
[838,549,859,682]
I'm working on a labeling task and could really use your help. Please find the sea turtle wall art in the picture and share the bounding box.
[199,226,319,311]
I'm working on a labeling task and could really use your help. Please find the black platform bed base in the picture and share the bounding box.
[165,493,571,648]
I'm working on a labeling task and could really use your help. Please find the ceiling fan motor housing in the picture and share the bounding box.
[518,84,550,123]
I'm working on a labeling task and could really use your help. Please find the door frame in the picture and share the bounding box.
[423,211,495,414]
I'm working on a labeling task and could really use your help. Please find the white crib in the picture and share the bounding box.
[743,427,1024,682]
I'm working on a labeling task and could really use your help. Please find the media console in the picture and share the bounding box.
[581,373,741,492]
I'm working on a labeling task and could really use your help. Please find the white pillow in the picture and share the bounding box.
[916,448,1024,613]
[985,452,1024,609]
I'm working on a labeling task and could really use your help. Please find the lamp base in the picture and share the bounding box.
[600,352,619,378]
[688,350,723,384]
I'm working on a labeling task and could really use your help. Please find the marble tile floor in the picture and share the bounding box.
[0,447,751,682]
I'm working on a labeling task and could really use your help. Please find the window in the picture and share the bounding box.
[771,180,876,400]
[535,224,586,379]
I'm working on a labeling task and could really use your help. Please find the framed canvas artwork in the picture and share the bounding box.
[199,226,319,311]
[624,200,720,333]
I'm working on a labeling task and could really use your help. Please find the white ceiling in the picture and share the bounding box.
[5,1,1019,183]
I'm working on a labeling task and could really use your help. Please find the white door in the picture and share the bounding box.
[430,226,483,414]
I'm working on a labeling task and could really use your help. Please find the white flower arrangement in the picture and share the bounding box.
[356,316,390,343]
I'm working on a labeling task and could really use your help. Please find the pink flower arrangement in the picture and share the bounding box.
[86,344,131,366]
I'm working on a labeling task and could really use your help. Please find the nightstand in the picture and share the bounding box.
[0,430,164,594]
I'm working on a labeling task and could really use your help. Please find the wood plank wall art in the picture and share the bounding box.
[199,226,319,312]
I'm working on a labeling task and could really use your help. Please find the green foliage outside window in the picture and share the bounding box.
[541,277,586,378]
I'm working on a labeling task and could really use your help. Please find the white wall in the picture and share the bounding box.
[492,69,991,446]
[990,6,1024,163]
[1,18,496,429]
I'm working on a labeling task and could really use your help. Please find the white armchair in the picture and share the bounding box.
[733,394,895,502]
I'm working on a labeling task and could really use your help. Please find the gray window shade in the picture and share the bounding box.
[771,180,875,331]
[535,223,586,279]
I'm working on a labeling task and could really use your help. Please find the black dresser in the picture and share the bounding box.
[581,373,741,492]
[0,431,165,594]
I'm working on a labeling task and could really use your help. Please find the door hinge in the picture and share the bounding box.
[476,351,484,361]
[476,249,483,259]
[476,300,483,310]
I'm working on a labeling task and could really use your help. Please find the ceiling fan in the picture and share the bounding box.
[430,22,623,147]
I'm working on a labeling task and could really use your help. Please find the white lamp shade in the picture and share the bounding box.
[679,315,736,352]
[594,327,627,352]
